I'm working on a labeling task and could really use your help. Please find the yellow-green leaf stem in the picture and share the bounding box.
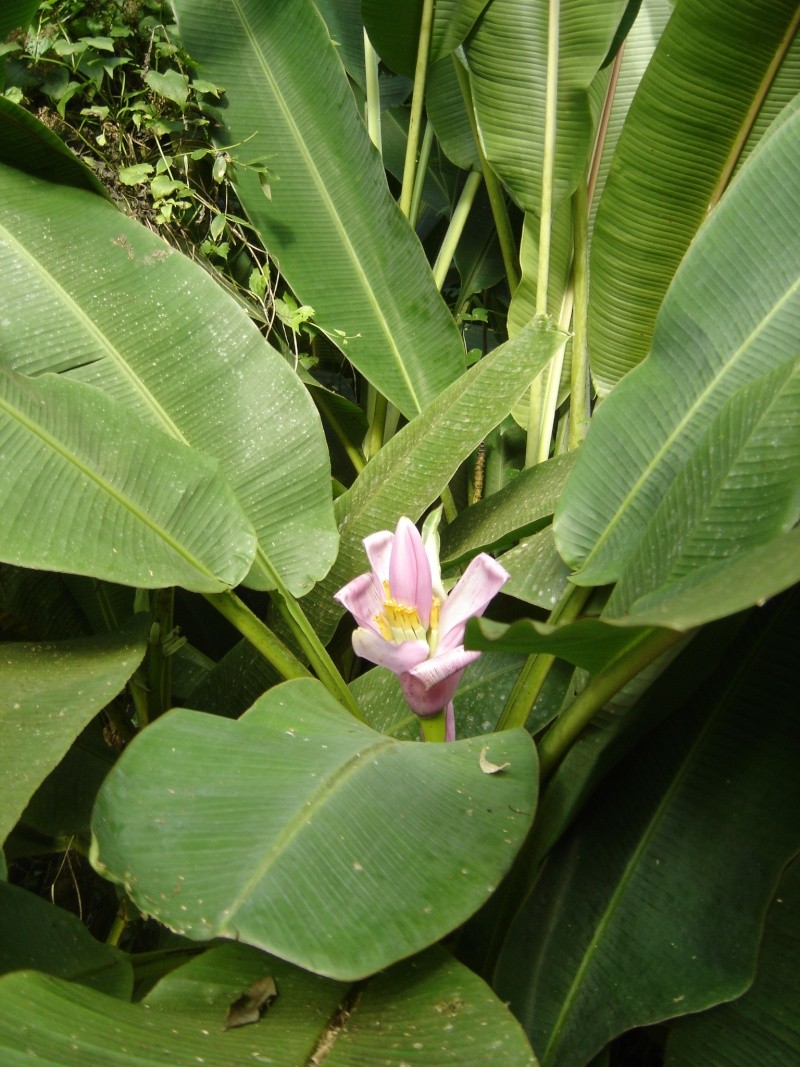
[535,0,560,318]
[452,54,520,293]
[364,388,389,460]
[259,558,366,720]
[399,0,436,219]
[534,284,572,464]
[364,28,382,153]
[568,181,590,449]
[495,582,590,733]
[526,0,560,468]
[311,390,366,476]
[537,626,686,784]
[410,121,435,229]
[432,169,483,290]
[203,590,311,685]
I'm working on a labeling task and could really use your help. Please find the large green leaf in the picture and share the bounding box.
[508,199,574,332]
[427,55,480,170]
[21,719,116,839]
[91,678,537,981]
[736,34,800,172]
[312,0,365,84]
[0,369,256,590]
[622,527,800,630]
[0,941,537,1065]
[0,163,335,597]
[588,0,800,392]
[465,0,629,212]
[555,103,800,588]
[499,526,571,609]
[300,317,564,643]
[586,0,672,230]
[0,617,147,847]
[529,617,742,863]
[0,564,90,640]
[174,0,465,419]
[493,593,800,1067]
[604,330,800,616]
[0,883,132,998]
[665,859,800,1066]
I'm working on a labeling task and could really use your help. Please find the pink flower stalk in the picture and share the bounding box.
[335,513,509,741]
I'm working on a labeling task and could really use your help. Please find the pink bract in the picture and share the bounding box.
[335,516,508,741]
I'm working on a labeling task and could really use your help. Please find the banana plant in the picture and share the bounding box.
[0,0,798,1064]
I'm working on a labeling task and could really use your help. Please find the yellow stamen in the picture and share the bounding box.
[383,597,427,642]
[428,596,440,655]
[373,579,428,643]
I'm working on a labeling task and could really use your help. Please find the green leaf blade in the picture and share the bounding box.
[588,0,800,391]
[0,618,147,846]
[0,941,538,1065]
[91,678,537,981]
[0,162,337,597]
[555,102,800,587]
[0,370,256,591]
[494,595,800,1066]
[665,860,800,1066]
[174,0,466,418]
[465,0,629,212]
[0,884,132,998]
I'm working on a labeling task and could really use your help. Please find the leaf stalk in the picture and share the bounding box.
[495,582,591,733]
[537,625,687,783]
[399,0,436,218]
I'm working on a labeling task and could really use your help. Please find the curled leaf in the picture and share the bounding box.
[224,976,277,1030]
[480,747,510,775]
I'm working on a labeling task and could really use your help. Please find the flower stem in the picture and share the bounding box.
[537,626,687,784]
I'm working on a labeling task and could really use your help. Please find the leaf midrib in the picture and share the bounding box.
[0,217,184,442]
[223,727,396,919]
[0,375,223,587]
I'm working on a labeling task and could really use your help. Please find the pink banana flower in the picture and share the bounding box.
[335,513,509,741]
